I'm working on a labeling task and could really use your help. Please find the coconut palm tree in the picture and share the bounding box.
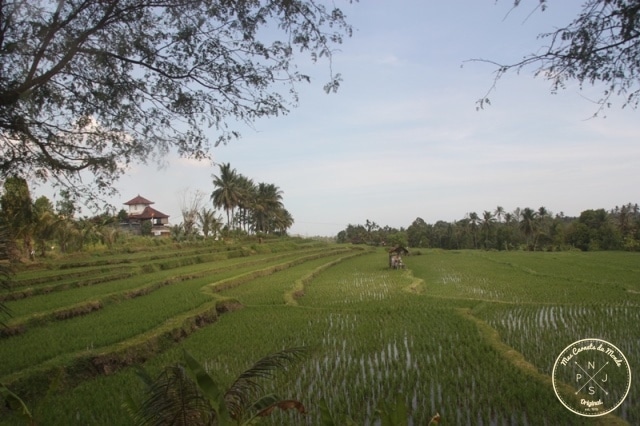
[211,163,240,229]
[481,210,496,249]
[32,196,58,257]
[519,207,538,250]
[273,208,294,235]
[235,175,256,233]
[501,212,516,250]
[198,208,223,239]
[252,183,283,234]
[535,206,552,249]
[467,212,480,249]
[130,348,307,426]
[451,219,467,249]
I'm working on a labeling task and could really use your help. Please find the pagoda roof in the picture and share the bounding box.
[128,206,169,219]
[124,195,154,205]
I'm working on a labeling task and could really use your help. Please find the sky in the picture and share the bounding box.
[36,1,640,237]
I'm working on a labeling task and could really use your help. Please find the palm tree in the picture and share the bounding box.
[535,206,551,249]
[170,224,186,242]
[252,183,283,234]
[453,218,469,249]
[55,218,82,253]
[519,207,538,250]
[235,175,256,233]
[493,206,505,223]
[504,212,513,225]
[198,208,223,239]
[467,212,480,249]
[481,210,496,249]
[32,197,58,257]
[131,348,307,426]
[502,212,516,250]
[615,204,631,238]
[211,163,240,229]
[512,207,521,223]
[273,208,294,235]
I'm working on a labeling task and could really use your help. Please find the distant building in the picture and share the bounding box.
[121,195,170,236]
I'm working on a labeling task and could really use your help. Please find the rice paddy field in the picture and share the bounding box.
[1,240,639,425]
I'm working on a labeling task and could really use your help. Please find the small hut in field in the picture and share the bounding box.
[388,246,409,269]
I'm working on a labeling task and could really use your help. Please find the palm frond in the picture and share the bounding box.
[256,398,306,417]
[134,365,214,426]
[182,349,231,422]
[224,347,307,421]
[241,396,307,425]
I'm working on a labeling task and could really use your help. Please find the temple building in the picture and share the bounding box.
[121,195,171,236]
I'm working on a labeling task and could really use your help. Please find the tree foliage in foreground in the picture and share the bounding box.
[0,0,352,203]
[0,224,12,327]
[476,0,640,113]
[0,177,35,259]
[129,348,307,426]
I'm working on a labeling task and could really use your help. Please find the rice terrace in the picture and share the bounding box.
[0,237,638,425]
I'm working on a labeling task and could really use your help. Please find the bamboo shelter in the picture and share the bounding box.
[388,246,409,269]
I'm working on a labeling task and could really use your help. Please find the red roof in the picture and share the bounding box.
[124,195,154,205]
[128,206,169,219]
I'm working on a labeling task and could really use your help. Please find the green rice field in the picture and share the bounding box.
[1,239,639,425]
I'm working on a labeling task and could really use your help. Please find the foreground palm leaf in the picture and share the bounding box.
[132,348,307,426]
[132,365,215,426]
[225,347,306,422]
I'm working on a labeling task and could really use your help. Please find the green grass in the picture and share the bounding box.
[408,250,640,304]
[1,244,638,425]
[0,247,352,378]
[4,247,334,319]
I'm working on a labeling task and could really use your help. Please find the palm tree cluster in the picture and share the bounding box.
[211,163,293,235]
[0,163,295,257]
[455,206,559,251]
[339,203,640,252]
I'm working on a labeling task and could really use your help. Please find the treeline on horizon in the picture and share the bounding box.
[336,204,640,252]
[0,165,293,261]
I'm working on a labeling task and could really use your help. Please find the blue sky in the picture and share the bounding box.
[38,1,640,236]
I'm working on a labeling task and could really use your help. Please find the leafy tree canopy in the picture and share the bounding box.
[0,0,352,202]
[476,0,640,114]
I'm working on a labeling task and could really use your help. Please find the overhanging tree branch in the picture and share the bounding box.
[470,0,640,114]
[0,0,354,201]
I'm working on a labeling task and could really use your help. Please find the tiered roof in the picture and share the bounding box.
[128,206,169,220]
[124,195,155,205]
